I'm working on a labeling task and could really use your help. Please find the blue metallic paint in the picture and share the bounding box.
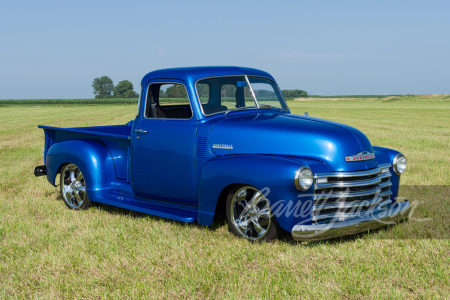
[37,66,405,236]
[208,112,377,172]
[197,155,329,231]
[45,139,117,200]
[131,79,198,205]
[373,146,402,200]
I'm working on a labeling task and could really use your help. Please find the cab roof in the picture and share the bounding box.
[140,66,275,85]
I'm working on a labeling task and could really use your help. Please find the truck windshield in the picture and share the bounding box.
[247,77,287,111]
[196,76,287,115]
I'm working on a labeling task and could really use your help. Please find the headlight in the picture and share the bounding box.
[295,166,313,190]
[393,153,407,175]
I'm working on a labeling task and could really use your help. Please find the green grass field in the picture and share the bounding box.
[0,96,449,298]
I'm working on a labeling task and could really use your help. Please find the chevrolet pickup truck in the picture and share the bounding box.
[35,66,411,241]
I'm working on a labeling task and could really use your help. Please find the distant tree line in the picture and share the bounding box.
[198,84,308,100]
[92,76,139,99]
[281,89,308,99]
[92,76,306,100]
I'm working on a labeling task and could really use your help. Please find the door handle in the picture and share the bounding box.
[135,129,148,133]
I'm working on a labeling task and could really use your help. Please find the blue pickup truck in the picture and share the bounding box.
[35,66,411,241]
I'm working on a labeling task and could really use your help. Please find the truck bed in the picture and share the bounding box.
[38,121,133,181]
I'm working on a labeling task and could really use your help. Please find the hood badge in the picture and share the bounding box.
[345,151,375,162]
[213,144,233,150]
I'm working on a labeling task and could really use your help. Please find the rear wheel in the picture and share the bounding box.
[60,163,91,210]
[226,185,283,242]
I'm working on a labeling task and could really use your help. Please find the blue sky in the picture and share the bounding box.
[1,0,449,99]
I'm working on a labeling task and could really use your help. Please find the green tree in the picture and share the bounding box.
[165,84,187,98]
[123,89,139,98]
[281,89,308,99]
[92,76,114,98]
[114,80,138,98]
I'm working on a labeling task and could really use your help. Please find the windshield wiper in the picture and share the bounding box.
[224,106,258,115]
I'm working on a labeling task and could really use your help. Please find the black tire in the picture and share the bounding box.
[226,185,284,242]
[60,163,91,210]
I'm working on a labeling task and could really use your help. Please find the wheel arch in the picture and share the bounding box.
[197,155,329,232]
[45,139,116,201]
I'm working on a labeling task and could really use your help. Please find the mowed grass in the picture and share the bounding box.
[0,97,449,299]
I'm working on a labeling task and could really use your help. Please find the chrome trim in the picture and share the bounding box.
[312,199,394,221]
[313,186,381,200]
[230,186,271,240]
[294,166,313,191]
[314,196,383,211]
[292,200,411,241]
[194,75,289,117]
[135,129,148,133]
[315,177,381,190]
[244,75,259,108]
[393,153,406,175]
[247,75,289,112]
[61,164,87,209]
[345,151,375,162]
[379,181,392,189]
[379,172,392,179]
[380,190,393,197]
[378,163,392,169]
[143,81,194,121]
[314,167,381,179]
[313,190,393,211]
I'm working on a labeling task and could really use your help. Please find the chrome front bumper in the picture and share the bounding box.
[291,200,411,241]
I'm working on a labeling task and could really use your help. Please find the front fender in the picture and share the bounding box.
[197,155,328,232]
[373,146,403,200]
[45,139,116,200]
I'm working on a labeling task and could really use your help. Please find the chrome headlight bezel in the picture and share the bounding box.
[393,153,407,175]
[295,166,313,191]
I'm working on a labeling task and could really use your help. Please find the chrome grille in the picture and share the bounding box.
[312,164,393,224]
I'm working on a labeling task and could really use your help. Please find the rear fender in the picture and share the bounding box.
[45,139,116,200]
[197,155,329,232]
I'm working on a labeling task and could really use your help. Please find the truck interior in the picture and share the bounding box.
[145,83,193,119]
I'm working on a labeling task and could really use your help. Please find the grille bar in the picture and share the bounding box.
[312,164,393,224]
[315,167,381,179]
[314,186,381,200]
[313,190,392,211]
[312,199,393,221]
[379,181,392,189]
[315,177,381,190]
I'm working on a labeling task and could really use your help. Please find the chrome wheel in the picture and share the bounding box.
[230,186,271,240]
[61,164,87,209]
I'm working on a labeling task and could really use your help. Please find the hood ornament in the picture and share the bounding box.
[345,151,375,162]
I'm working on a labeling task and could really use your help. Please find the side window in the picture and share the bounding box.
[159,83,190,106]
[146,83,192,119]
[197,83,209,104]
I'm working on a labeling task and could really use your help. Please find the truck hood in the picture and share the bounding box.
[208,112,378,172]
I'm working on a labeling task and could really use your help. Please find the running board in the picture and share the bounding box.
[92,191,197,223]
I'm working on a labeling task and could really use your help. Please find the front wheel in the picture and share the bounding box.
[226,185,283,242]
[60,163,91,210]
